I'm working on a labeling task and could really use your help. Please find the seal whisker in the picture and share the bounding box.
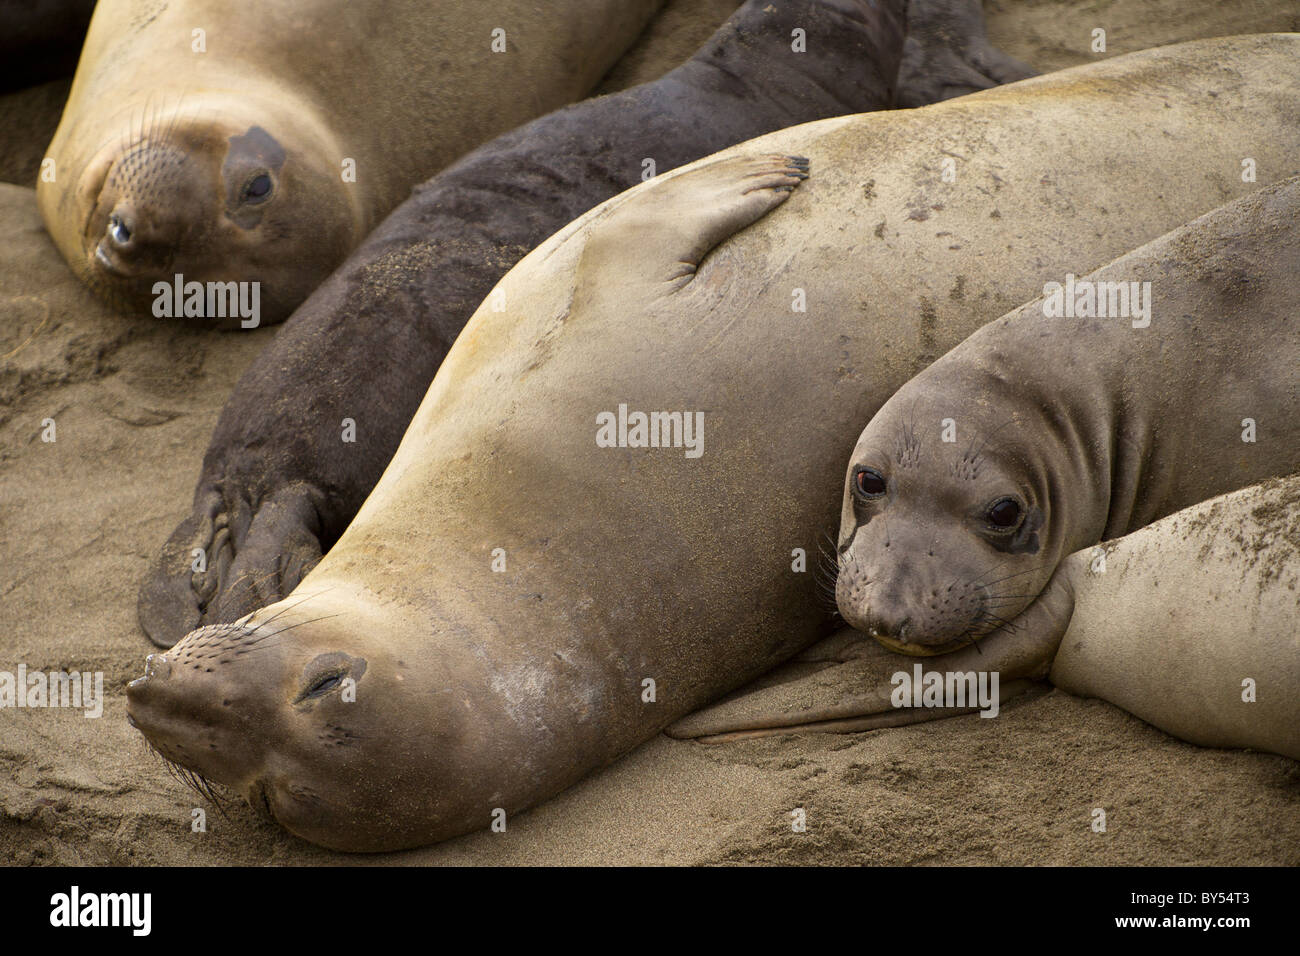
[249,588,336,635]
[232,566,285,599]
[973,610,1023,635]
[212,566,296,616]
[968,559,1010,585]
[816,529,841,563]
[147,95,165,150]
[814,528,844,594]
[141,738,232,818]
[976,564,1051,588]
[135,97,147,148]
[816,551,842,580]
[256,613,345,641]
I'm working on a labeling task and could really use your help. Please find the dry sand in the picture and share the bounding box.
[2,0,1298,866]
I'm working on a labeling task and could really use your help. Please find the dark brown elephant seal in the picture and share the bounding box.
[36,0,663,326]
[137,0,1034,647]
[126,37,1300,851]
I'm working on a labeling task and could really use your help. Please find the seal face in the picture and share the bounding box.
[126,611,434,851]
[835,396,1055,656]
[38,0,669,325]
[836,174,1300,659]
[67,102,357,327]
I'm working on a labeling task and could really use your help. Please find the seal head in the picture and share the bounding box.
[43,93,360,327]
[835,381,1065,656]
[125,605,456,852]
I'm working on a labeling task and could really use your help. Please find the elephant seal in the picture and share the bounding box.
[670,474,1300,760]
[137,0,1035,646]
[834,175,1300,657]
[36,0,662,326]
[672,181,1300,757]
[127,36,1300,851]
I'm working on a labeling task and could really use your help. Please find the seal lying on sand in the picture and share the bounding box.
[137,0,1035,646]
[673,180,1300,759]
[36,0,663,325]
[673,473,1300,761]
[127,37,1300,850]
[833,175,1300,653]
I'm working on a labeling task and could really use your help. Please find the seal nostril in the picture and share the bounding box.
[107,212,132,247]
[143,653,171,681]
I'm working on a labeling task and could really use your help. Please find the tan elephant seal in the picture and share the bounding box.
[127,36,1300,850]
[134,0,1037,648]
[36,0,662,325]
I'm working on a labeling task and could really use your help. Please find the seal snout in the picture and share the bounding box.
[840,576,915,645]
[850,592,916,649]
[85,142,203,282]
[127,622,278,790]
[126,623,267,722]
[837,540,995,656]
[143,651,171,681]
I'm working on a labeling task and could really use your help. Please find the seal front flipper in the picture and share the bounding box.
[203,484,325,627]
[666,570,1074,742]
[574,153,809,308]
[138,483,323,647]
[138,489,240,647]
[894,0,1037,108]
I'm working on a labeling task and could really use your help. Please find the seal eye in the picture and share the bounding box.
[296,653,366,703]
[242,173,273,204]
[305,673,342,699]
[854,467,887,499]
[987,498,1022,529]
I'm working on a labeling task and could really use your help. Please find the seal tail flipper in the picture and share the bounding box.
[138,483,322,648]
[667,568,1075,742]
[574,153,809,308]
[893,0,1038,108]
